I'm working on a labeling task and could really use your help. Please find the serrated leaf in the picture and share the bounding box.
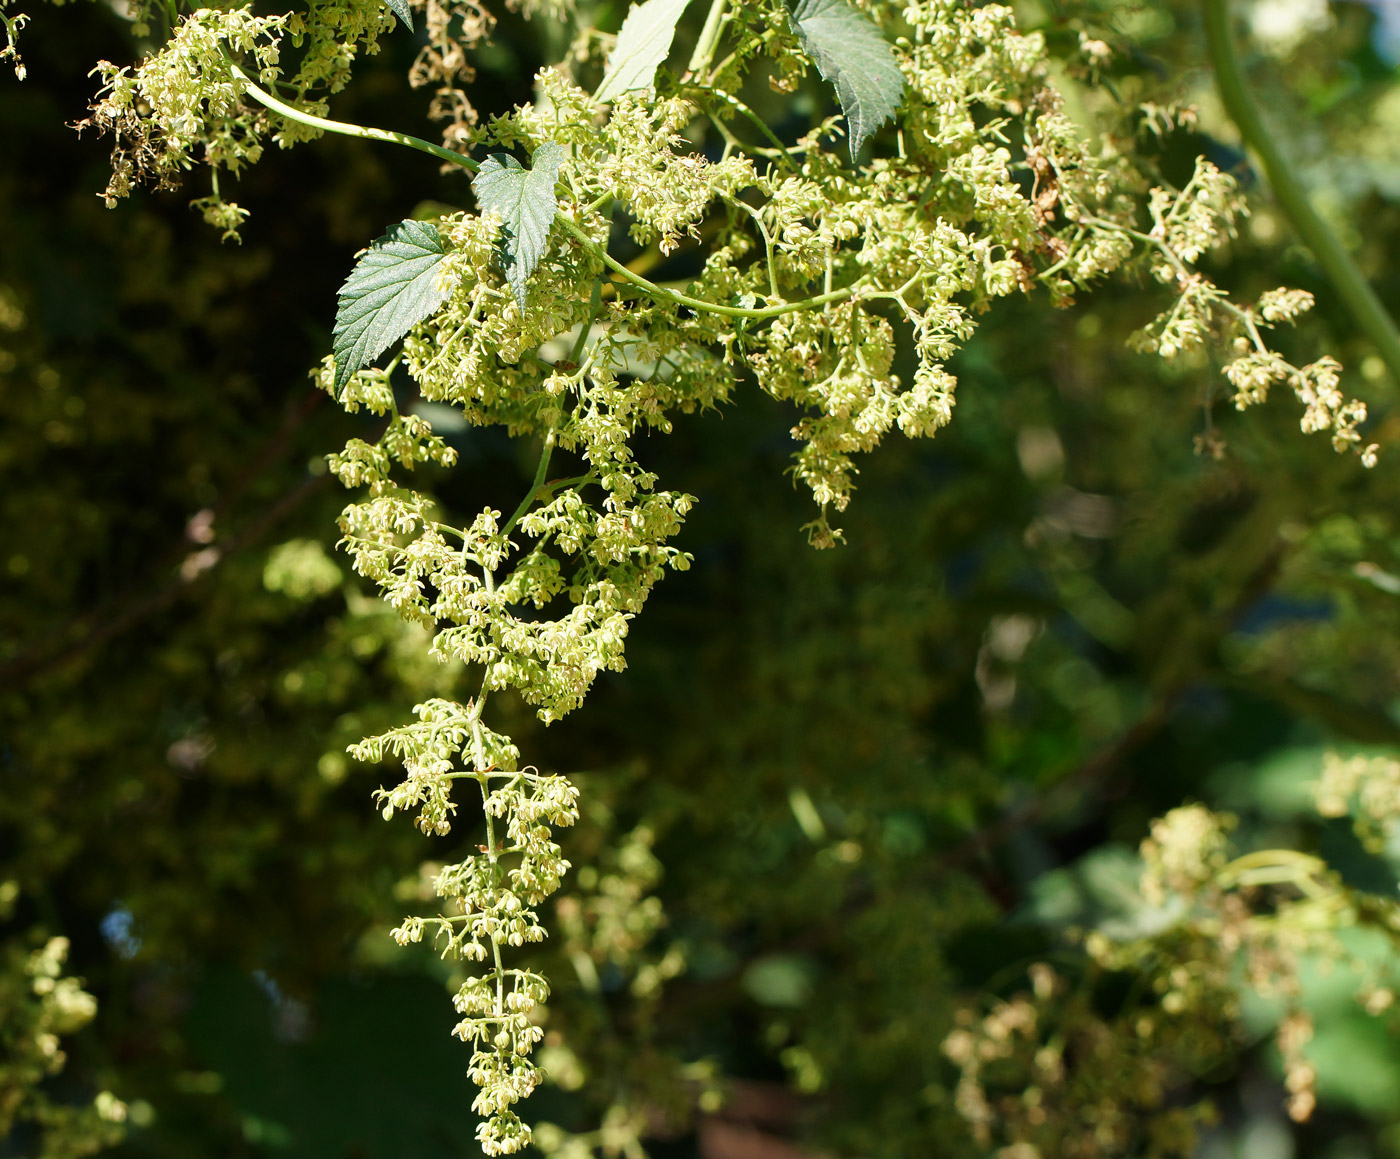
[472,141,567,309]
[789,0,904,158]
[594,0,692,104]
[386,0,413,30]
[333,219,449,390]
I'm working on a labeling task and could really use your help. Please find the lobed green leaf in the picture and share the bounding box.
[333,219,449,391]
[594,0,693,104]
[789,0,905,158]
[472,141,567,309]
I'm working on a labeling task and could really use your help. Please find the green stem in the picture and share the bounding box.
[232,53,848,324]
[711,89,798,174]
[556,215,856,319]
[566,203,612,364]
[540,472,596,496]
[501,433,557,537]
[570,281,602,365]
[687,0,730,76]
[226,59,478,173]
[231,55,836,322]
[709,26,774,81]
[468,721,507,1019]
[730,197,781,299]
[1202,0,1400,385]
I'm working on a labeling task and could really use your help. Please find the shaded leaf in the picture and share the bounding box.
[333,220,449,390]
[386,0,413,30]
[472,141,567,308]
[594,0,692,104]
[789,0,904,157]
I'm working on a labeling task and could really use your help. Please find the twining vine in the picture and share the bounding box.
[6,0,1390,1149]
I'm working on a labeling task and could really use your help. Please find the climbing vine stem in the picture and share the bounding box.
[227,58,479,172]
[1202,0,1400,386]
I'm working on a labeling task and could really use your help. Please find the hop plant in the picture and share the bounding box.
[34,0,1393,1146]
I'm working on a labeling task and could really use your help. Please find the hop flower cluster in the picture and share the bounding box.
[1315,750,1400,854]
[2,0,29,80]
[0,922,129,1154]
[943,961,1217,1159]
[947,794,1400,1149]
[82,7,288,213]
[373,712,579,1153]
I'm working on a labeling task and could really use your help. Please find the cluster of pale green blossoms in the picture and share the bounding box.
[29,0,1378,1147]
[945,788,1400,1155]
[0,885,132,1154]
[1316,750,1400,853]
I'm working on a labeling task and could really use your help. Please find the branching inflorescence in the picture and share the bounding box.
[945,794,1400,1154]
[25,0,1385,1148]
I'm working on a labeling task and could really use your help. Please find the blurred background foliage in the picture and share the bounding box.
[7,0,1400,1156]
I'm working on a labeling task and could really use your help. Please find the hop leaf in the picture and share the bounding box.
[472,142,567,309]
[333,219,450,391]
[789,0,905,158]
[386,0,413,30]
[594,0,693,104]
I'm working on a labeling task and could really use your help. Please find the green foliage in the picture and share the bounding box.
[334,219,452,390]
[471,142,568,309]
[787,0,905,157]
[593,0,693,104]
